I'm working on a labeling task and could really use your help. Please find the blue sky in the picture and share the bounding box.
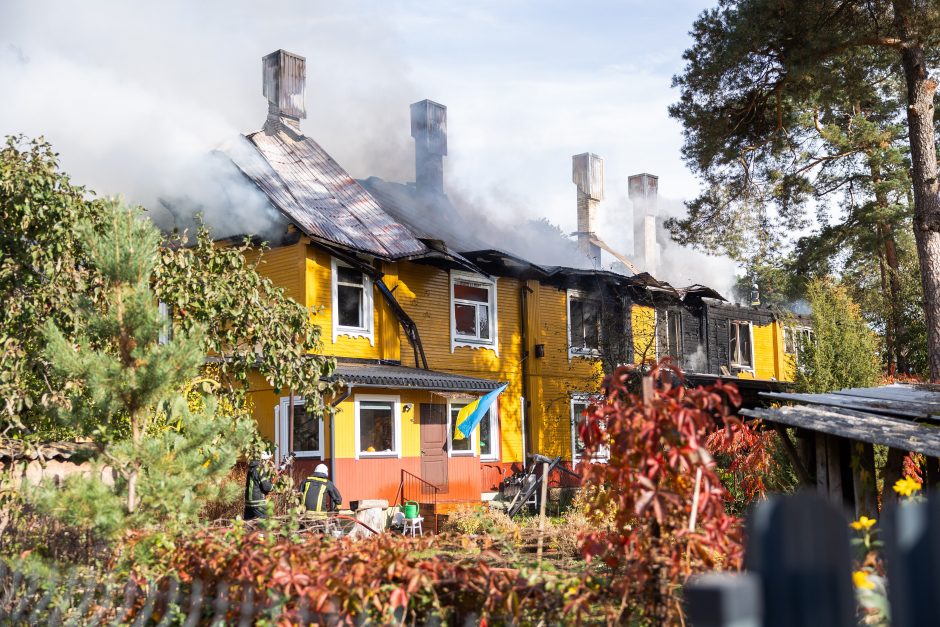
[1,0,735,289]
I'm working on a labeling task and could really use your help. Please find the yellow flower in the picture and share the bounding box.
[850,516,877,531]
[853,570,875,590]
[893,476,923,497]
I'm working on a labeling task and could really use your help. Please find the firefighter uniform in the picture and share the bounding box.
[300,466,342,514]
[244,458,274,520]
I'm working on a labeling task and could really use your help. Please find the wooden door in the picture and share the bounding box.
[420,403,449,493]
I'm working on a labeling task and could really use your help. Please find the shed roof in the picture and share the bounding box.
[229,126,428,260]
[330,360,504,392]
[742,383,940,457]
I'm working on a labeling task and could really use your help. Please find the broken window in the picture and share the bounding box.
[332,259,373,342]
[358,399,397,456]
[451,272,496,347]
[785,326,814,363]
[571,397,608,462]
[568,291,601,355]
[665,310,682,360]
[729,320,753,368]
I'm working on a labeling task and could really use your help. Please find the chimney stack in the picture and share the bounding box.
[263,50,306,133]
[572,153,604,265]
[629,173,659,274]
[410,99,447,196]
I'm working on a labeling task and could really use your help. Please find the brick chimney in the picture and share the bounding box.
[263,50,306,133]
[629,173,659,274]
[410,99,447,196]
[572,153,604,265]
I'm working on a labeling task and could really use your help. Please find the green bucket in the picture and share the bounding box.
[404,501,419,519]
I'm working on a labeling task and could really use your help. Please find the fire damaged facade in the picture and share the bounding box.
[223,49,809,508]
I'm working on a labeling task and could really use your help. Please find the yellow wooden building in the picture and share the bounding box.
[226,49,808,508]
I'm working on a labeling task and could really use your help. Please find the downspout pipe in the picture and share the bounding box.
[520,283,534,461]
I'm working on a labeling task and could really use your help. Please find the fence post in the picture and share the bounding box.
[684,573,761,627]
[883,492,940,627]
[745,492,855,627]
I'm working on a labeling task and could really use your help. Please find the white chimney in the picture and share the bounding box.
[629,173,658,274]
[263,50,306,133]
[572,153,604,265]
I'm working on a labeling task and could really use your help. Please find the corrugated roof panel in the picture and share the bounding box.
[230,126,427,259]
[329,360,504,392]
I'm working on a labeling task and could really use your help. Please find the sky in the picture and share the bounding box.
[0,0,738,293]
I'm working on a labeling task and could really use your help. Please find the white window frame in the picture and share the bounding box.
[567,289,601,359]
[570,395,608,463]
[353,394,402,460]
[331,257,374,346]
[158,301,172,345]
[785,325,814,363]
[450,270,499,355]
[729,320,755,371]
[446,398,478,458]
[278,396,324,459]
[480,397,500,462]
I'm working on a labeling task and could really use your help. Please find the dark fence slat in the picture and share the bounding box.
[745,492,855,627]
[684,573,761,627]
[884,492,940,627]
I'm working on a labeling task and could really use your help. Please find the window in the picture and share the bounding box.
[784,326,815,363]
[571,396,608,462]
[331,258,373,345]
[158,301,172,345]
[447,400,501,459]
[568,290,601,357]
[448,402,476,456]
[665,310,682,360]
[354,395,401,458]
[729,321,754,369]
[479,405,499,460]
[277,397,323,458]
[450,271,498,353]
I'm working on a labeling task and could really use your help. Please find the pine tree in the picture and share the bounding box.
[40,202,255,536]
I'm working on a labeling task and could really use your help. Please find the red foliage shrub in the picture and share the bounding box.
[136,526,582,625]
[706,419,776,504]
[574,359,745,623]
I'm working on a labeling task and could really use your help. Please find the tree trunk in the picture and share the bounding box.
[877,247,896,375]
[883,228,907,372]
[894,2,940,380]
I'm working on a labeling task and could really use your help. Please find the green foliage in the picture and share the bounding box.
[0,136,107,436]
[154,227,337,416]
[796,278,881,392]
[1,135,335,439]
[36,203,256,538]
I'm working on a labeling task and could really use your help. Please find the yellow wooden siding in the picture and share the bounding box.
[245,241,306,305]
[247,370,279,445]
[632,305,657,364]
[393,264,526,463]
[750,322,777,380]
[305,246,397,360]
[525,281,601,459]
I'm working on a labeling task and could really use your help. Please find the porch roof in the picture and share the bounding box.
[330,360,504,393]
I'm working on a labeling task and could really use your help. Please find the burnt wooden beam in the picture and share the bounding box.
[772,423,813,487]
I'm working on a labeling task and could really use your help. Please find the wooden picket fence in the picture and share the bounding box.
[685,490,940,627]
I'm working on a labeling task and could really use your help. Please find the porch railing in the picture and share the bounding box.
[396,469,441,534]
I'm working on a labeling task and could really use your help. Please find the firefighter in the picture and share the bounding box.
[244,452,276,521]
[299,463,342,515]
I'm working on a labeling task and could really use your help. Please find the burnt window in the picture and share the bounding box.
[729,320,753,368]
[785,326,815,364]
[571,397,608,462]
[665,310,682,360]
[451,272,497,348]
[292,402,320,454]
[569,291,601,355]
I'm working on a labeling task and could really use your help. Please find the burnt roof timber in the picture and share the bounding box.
[762,391,940,422]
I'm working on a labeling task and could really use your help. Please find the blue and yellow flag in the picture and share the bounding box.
[454,383,508,440]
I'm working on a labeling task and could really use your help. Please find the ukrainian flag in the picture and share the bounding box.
[454,383,508,440]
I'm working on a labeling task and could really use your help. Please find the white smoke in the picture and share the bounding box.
[0,0,418,239]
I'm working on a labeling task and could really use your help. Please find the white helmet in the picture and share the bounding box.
[314,463,328,475]
[260,452,272,461]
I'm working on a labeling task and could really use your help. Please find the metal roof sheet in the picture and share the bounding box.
[229,126,428,259]
[329,360,504,392]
